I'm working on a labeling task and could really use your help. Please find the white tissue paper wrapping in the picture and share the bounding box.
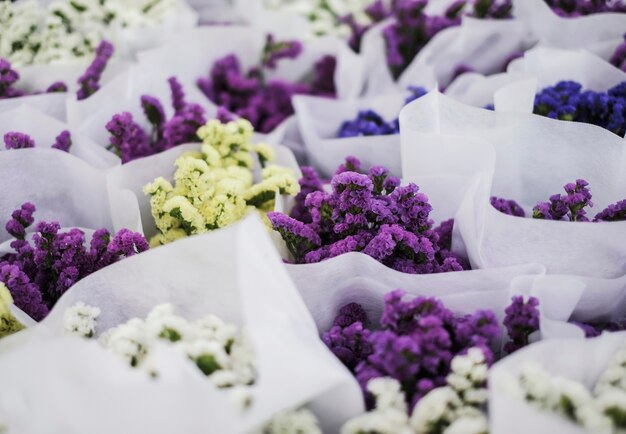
[513,0,626,58]
[399,91,626,281]
[0,59,129,121]
[0,149,113,244]
[0,216,362,434]
[293,91,408,177]
[106,141,301,239]
[0,105,119,169]
[489,331,626,434]
[360,15,526,96]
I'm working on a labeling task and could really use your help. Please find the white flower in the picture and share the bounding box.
[64,302,101,338]
[595,388,626,431]
[229,385,253,412]
[341,408,412,434]
[368,377,408,413]
[442,414,488,434]
[519,363,554,405]
[266,408,323,434]
[410,387,461,434]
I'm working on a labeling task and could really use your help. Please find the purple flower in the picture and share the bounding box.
[0,59,23,98]
[503,295,540,353]
[333,302,369,327]
[290,166,324,223]
[169,76,187,115]
[76,40,114,100]
[532,179,593,222]
[491,196,525,217]
[4,132,34,149]
[262,34,303,69]
[46,81,68,93]
[434,218,454,250]
[545,0,626,16]
[471,0,513,18]
[267,212,321,262]
[0,203,149,321]
[106,112,151,163]
[323,321,372,370]
[610,35,626,72]
[311,55,337,97]
[51,130,72,152]
[594,199,626,222]
[141,95,166,141]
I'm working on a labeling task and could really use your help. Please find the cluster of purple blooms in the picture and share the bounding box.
[268,156,466,274]
[197,33,337,133]
[533,80,626,137]
[491,179,626,222]
[337,86,427,138]
[544,0,626,16]
[380,0,512,79]
[76,40,114,101]
[106,77,207,163]
[322,290,501,408]
[0,203,149,321]
[611,34,626,73]
[3,130,72,152]
[0,40,114,101]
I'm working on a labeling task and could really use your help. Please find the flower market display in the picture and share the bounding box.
[1,1,626,433]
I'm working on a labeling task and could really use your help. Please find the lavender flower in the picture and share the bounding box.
[0,203,148,321]
[272,157,464,274]
[51,130,72,152]
[503,295,540,353]
[76,40,114,100]
[0,59,23,99]
[4,132,34,150]
[533,179,593,222]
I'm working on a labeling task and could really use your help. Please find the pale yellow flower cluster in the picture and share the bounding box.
[0,283,24,339]
[143,119,299,246]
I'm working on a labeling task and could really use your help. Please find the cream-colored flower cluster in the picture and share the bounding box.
[0,282,24,340]
[0,0,181,66]
[144,118,299,247]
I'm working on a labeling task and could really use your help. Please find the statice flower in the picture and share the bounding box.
[269,157,464,274]
[503,295,540,354]
[64,301,101,338]
[100,303,256,387]
[0,282,25,339]
[470,0,513,18]
[534,80,626,137]
[4,132,34,149]
[532,179,593,222]
[544,0,626,16]
[106,77,207,163]
[0,203,148,321]
[4,130,72,152]
[144,118,299,246]
[0,58,23,98]
[594,200,626,222]
[324,290,500,409]
[197,33,337,133]
[264,408,322,434]
[341,348,490,433]
[490,196,525,217]
[76,40,113,100]
[611,34,626,73]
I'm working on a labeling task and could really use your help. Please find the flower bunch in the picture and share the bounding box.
[382,0,512,79]
[197,33,337,133]
[543,0,626,16]
[0,0,184,66]
[506,346,626,433]
[268,156,465,274]
[533,80,626,137]
[264,408,323,434]
[337,86,427,138]
[1,40,113,101]
[0,59,67,99]
[96,303,256,387]
[491,179,626,222]
[503,295,540,353]
[323,290,500,409]
[0,203,149,321]
[0,282,25,339]
[341,348,489,434]
[106,77,207,163]
[264,0,380,46]
[4,130,72,152]
[144,118,299,246]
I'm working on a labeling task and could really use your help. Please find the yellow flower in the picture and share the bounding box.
[254,143,275,166]
[163,196,207,235]
[0,282,24,339]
